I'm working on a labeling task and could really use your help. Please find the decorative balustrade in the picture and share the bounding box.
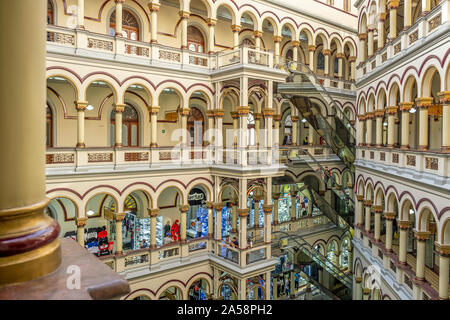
[47,26,75,46]
[357,146,449,178]
[357,1,446,77]
[123,40,150,58]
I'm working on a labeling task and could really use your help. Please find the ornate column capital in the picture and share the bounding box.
[438,91,450,104]
[413,230,430,241]
[383,211,396,220]
[363,200,373,207]
[262,108,275,117]
[180,204,189,213]
[114,103,126,113]
[375,110,385,117]
[205,110,215,118]
[322,49,331,56]
[114,213,125,222]
[385,106,398,114]
[399,102,414,111]
[291,115,299,122]
[273,114,282,122]
[373,205,383,213]
[178,10,190,19]
[253,113,262,120]
[365,112,375,119]
[213,202,223,211]
[253,30,263,38]
[179,107,190,116]
[75,101,88,111]
[213,109,225,118]
[237,208,249,217]
[148,208,159,217]
[434,243,450,257]
[237,106,250,116]
[273,35,283,43]
[378,12,387,21]
[262,205,273,214]
[205,201,213,209]
[415,97,433,108]
[387,0,400,10]
[231,24,241,33]
[114,0,125,3]
[358,115,366,121]
[355,276,362,283]
[356,195,364,202]
[76,217,88,227]
[336,52,345,59]
[230,111,239,119]
[291,40,300,47]
[348,56,357,62]
[148,106,160,114]
[397,220,411,230]
[148,2,160,12]
[273,192,281,200]
[359,33,368,40]
[308,45,316,52]
[206,18,217,27]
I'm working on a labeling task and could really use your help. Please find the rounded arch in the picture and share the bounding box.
[238,9,260,31]
[314,32,329,50]
[213,1,238,25]
[157,283,185,300]
[83,76,121,104]
[388,80,401,106]
[188,0,212,18]
[280,21,297,39]
[402,74,419,103]
[298,26,314,46]
[46,72,82,101]
[365,182,374,201]
[187,87,213,109]
[420,65,442,98]
[358,96,367,115]
[186,182,213,202]
[156,184,186,207]
[261,13,280,37]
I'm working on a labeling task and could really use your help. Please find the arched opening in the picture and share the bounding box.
[133,295,151,300]
[187,25,206,66]
[85,193,117,256]
[47,0,54,25]
[188,278,210,300]
[219,282,238,300]
[186,186,208,239]
[44,197,77,239]
[159,286,182,300]
[110,103,139,147]
[109,9,140,40]
[247,275,265,300]
[46,104,53,147]
[158,186,183,244]
[158,88,183,147]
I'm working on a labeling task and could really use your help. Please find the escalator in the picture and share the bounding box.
[297,270,341,300]
[277,61,356,172]
[273,231,353,290]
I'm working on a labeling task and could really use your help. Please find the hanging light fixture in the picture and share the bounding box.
[409,107,417,113]
[86,105,94,111]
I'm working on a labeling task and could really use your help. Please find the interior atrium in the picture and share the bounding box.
[0,0,449,301]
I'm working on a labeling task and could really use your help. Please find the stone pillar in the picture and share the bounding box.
[336,53,344,78]
[254,113,262,147]
[367,28,375,57]
[76,0,85,29]
[290,189,298,221]
[362,288,370,300]
[206,202,213,238]
[149,106,160,147]
[179,10,190,49]
[231,200,238,233]
[114,104,125,147]
[374,206,383,241]
[76,217,87,247]
[253,195,262,227]
[414,230,430,281]
[231,112,239,147]
[214,203,223,241]
[75,101,88,148]
[308,123,315,146]
[438,92,450,152]
[375,110,384,147]
[0,0,62,285]
[273,36,282,65]
[357,115,366,146]
[265,271,271,300]
[291,40,300,62]
[207,18,216,54]
[263,205,273,244]
[238,277,247,300]
[422,0,431,15]
[388,0,399,41]
[264,108,274,149]
[253,30,262,51]
[180,107,190,146]
[355,277,363,300]
[322,49,331,76]
[180,204,189,243]
[238,209,249,249]
[349,56,356,81]
[366,112,374,146]
[114,0,125,37]
[115,213,125,254]
[273,193,280,225]
[214,109,224,150]
[273,276,278,300]
[386,106,398,147]
[356,195,364,231]
[206,110,215,146]
[291,116,299,146]
[398,220,410,265]
[384,212,396,251]
[404,0,412,30]
[274,114,281,147]
[231,25,241,49]
[358,34,367,63]
[347,246,353,273]
[416,97,433,151]
[148,2,160,44]
[377,13,386,48]
[238,106,250,149]
[399,102,413,149]
[364,200,372,232]
[149,209,159,249]
[435,244,450,300]
[308,45,316,70]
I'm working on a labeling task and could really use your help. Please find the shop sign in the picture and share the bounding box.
[188,188,206,206]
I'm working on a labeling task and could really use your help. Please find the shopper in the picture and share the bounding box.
[164,221,171,237]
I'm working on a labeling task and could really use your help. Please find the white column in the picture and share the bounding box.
[149,209,159,249]
[416,97,433,151]
[438,92,450,152]
[179,11,189,49]
[404,0,412,30]
[76,0,85,29]
[206,202,213,238]
[388,1,399,41]
[114,104,125,147]
[148,2,160,44]
[149,106,159,147]
[231,25,241,49]
[436,244,450,300]
[214,203,223,241]
[75,101,87,148]
[114,0,124,37]
[308,45,316,70]
[207,18,216,54]
[180,205,189,242]
[323,49,330,75]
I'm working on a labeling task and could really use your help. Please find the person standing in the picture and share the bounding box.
[196,217,203,238]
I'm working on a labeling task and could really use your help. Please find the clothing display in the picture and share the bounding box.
[84,226,111,256]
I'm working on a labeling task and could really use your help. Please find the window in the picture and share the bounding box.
[187,107,204,147]
[110,104,139,147]
[187,26,205,53]
[248,112,256,146]
[46,105,53,147]
[109,9,139,41]
[47,0,54,25]
[317,52,325,70]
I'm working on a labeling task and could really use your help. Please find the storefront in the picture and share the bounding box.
[188,279,209,300]
[186,188,208,239]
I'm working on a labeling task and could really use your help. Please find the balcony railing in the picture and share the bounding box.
[357,146,449,178]
[357,1,447,77]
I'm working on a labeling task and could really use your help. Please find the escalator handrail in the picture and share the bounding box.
[287,60,356,137]
[273,231,353,286]
[298,271,341,300]
[293,150,355,206]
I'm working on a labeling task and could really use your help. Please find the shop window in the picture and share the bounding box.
[46,104,53,147]
[110,104,139,147]
[109,9,140,55]
[317,52,325,70]
[47,0,54,25]
[186,188,208,239]
[188,279,209,300]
